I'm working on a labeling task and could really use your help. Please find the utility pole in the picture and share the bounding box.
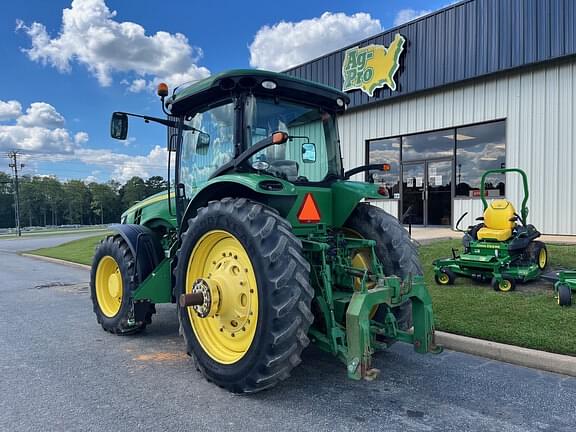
[8,151,24,237]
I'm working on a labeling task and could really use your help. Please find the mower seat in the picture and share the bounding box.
[477,199,516,241]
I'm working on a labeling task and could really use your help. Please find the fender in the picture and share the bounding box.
[180,174,298,232]
[109,224,165,284]
[330,180,385,227]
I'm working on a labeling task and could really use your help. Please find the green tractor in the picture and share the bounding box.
[433,168,548,292]
[91,70,440,393]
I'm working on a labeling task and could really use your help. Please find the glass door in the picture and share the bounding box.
[401,162,425,224]
[402,159,453,226]
[426,159,452,225]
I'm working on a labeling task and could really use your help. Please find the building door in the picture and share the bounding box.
[402,159,452,226]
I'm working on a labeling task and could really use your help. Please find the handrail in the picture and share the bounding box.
[480,168,529,223]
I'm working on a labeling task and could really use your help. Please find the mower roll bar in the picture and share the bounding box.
[480,168,529,224]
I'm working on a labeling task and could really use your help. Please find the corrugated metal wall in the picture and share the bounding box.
[286,0,576,110]
[339,58,576,235]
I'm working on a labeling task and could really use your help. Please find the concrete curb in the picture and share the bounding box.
[17,253,576,378]
[21,253,91,270]
[436,331,576,377]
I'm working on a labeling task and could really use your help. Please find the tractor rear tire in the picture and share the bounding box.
[528,241,548,270]
[175,198,313,393]
[558,284,572,306]
[345,204,422,330]
[90,235,154,334]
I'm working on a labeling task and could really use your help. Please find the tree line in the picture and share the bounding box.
[0,173,167,229]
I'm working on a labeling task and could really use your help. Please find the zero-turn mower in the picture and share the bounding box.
[90,70,441,393]
[433,168,548,292]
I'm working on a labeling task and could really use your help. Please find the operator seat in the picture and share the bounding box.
[476,199,516,241]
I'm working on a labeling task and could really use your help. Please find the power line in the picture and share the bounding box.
[7,150,24,237]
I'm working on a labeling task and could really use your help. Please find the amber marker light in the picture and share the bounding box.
[157,82,169,98]
[382,163,391,171]
[272,131,289,144]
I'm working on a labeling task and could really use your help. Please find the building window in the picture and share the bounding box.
[402,129,455,161]
[367,137,400,198]
[455,121,506,197]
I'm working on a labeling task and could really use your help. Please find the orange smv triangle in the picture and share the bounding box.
[297,193,321,223]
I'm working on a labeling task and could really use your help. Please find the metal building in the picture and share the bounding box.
[285,0,576,235]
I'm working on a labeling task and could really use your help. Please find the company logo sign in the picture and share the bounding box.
[342,34,406,97]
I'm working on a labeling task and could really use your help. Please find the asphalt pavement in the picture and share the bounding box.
[1,234,575,432]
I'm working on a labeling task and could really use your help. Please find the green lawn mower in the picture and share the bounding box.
[554,271,576,306]
[433,168,548,292]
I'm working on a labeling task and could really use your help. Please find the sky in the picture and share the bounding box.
[0,0,454,184]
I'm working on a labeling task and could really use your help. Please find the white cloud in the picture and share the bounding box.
[17,0,210,90]
[0,100,85,154]
[127,78,147,93]
[393,9,433,26]
[17,102,66,129]
[249,12,382,71]
[74,131,89,144]
[75,145,169,182]
[0,100,22,121]
[0,125,77,153]
[0,97,167,183]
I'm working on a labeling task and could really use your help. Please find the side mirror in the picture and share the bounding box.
[110,112,128,140]
[196,132,211,155]
[302,142,316,163]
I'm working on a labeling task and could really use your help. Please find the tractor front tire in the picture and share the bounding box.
[175,198,313,393]
[90,235,154,334]
[557,284,572,306]
[345,204,422,330]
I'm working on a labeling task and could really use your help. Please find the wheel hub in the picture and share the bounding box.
[107,272,121,298]
[191,278,220,318]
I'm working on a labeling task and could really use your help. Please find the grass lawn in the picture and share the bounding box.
[423,239,576,356]
[27,234,576,355]
[27,233,110,266]
[0,227,108,240]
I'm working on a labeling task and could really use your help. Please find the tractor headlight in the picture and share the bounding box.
[252,160,270,171]
[261,80,277,90]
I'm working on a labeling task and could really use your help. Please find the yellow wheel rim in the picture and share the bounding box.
[538,248,547,268]
[438,273,450,285]
[499,280,512,292]
[95,256,123,318]
[344,228,378,318]
[186,230,258,364]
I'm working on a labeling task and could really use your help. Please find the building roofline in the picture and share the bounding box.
[282,0,473,73]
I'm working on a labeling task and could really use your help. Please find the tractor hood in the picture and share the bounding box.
[121,190,177,228]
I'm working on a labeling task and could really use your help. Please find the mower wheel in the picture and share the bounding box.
[345,204,421,330]
[175,198,313,393]
[528,241,548,270]
[90,235,155,334]
[435,268,455,285]
[558,284,572,306]
[491,277,516,292]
